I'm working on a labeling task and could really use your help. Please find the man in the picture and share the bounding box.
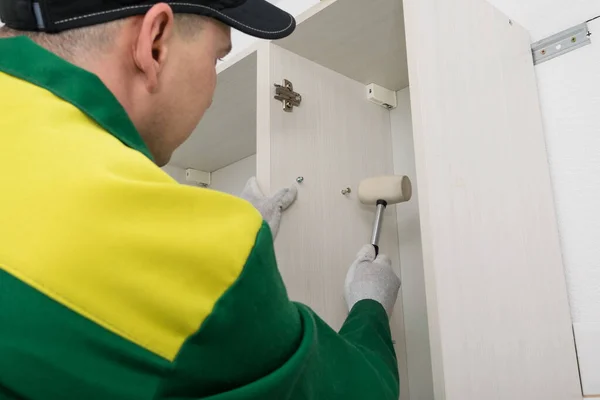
[0,1,402,399]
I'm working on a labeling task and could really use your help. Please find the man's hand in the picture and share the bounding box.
[241,177,297,239]
[345,245,401,317]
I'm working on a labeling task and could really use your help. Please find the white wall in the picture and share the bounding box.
[210,154,256,195]
[528,17,600,397]
[485,0,600,41]
[533,19,600,328]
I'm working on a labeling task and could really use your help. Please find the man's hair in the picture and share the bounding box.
[0,14,205,62]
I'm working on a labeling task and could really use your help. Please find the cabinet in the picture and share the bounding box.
[166,0,582,398]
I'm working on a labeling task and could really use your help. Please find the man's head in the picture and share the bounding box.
[0,0,295,166]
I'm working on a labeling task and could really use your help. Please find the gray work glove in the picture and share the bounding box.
[241,177,297,239]
[345,245,401,317]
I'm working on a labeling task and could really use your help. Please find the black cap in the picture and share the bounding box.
[0,0,296,39]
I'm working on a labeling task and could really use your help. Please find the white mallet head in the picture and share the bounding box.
[358,175,412,206]
[358,175,412,252]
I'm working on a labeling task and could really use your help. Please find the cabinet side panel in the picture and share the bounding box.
[256,42,272,195]
[403,0,581,398]
[267,43,410,400]
[391,88,435,400]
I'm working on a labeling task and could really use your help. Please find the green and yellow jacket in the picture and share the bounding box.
[0,37,399,400]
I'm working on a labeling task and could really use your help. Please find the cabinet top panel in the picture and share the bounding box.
[278,0,408,91]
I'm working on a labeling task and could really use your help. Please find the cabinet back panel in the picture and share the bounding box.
[257,43,411,400]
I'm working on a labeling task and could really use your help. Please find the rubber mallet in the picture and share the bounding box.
[358,175,412,255]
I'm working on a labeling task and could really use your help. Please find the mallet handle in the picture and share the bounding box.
[371,200,387,255]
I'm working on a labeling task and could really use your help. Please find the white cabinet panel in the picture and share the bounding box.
[257,43,410,399]
[403,0,581,398]
[391,88,434,400]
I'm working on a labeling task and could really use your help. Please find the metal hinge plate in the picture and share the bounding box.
[274,79,302,112]
[531,23,591,65]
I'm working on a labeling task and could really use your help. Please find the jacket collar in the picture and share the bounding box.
[0,36,154,161]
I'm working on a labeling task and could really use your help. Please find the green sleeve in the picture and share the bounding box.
[339,299,400,390]
[155,222,400,400]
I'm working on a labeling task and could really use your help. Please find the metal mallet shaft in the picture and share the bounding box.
[371,200,387,248]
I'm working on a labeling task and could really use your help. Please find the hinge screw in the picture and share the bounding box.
[341,187,352,195]
[296,176,304,183]
[571,36,577,43]
[540,49,547,55]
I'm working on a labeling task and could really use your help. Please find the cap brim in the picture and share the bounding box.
[210,0,296,40]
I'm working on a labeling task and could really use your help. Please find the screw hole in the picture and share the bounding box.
[571,37,577,43]
[541,49,547,55]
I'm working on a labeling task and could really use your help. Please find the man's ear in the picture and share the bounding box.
[133,3,175,92]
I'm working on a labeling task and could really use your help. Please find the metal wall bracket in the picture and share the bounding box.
[274,79,302,112]
[531,23,591,65]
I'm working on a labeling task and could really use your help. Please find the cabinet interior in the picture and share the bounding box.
[165,1,428,399]
[169,0,410,182]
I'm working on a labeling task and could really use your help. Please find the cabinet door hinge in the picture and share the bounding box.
[274,79,302,112]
